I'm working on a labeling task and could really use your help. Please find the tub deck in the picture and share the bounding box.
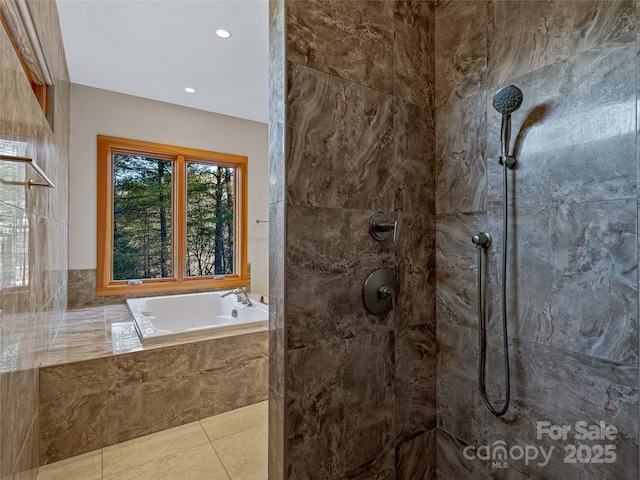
[43,304,268,367]
[39,303,269,465]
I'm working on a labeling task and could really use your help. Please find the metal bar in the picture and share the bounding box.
[0,154,55,188]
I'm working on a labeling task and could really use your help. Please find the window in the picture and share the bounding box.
[97,136,248,295]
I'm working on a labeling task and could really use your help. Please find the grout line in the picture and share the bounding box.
[210,443,233,480]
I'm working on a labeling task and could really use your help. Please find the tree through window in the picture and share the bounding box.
[97,136,248,295]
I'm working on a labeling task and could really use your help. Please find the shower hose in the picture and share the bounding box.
[476,160,511,416]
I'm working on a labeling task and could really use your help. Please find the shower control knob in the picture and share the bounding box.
[472,232,492,248]
[370,213,398,241]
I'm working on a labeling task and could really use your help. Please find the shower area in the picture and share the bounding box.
[269,1,639,479]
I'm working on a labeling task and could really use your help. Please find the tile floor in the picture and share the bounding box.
[36,401,268,480]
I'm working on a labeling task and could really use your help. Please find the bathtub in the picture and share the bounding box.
[126,290,268,344]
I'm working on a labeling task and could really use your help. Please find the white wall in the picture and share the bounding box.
[68,84,269,295]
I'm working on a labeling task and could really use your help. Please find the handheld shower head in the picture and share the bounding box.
[493,85,523,166]
[493,85,523,115]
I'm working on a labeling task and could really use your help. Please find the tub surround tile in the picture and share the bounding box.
[39,306,269,463]
[102,422,209,477]
[286,0,394,94]
[198,357,269,416]
[106,374,201,445]
[211,424,268,480]
[103,443,230,480]
[286,63,395,211]
[39,391,108,465]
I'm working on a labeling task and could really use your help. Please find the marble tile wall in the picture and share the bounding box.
[0,1,69,479]
[270,0,436,478]
[435,1,640,478]
[39,326,268,464]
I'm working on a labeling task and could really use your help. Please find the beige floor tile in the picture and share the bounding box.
[212,424,267,480]
[102,421,210,476]
[103,443,230,480]
[36,451,102,480]
[200,401,268,441]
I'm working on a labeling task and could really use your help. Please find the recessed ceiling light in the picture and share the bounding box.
[215,29,231,39]
[184,87,196,94]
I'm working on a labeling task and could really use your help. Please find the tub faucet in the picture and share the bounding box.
[221,287,254,307]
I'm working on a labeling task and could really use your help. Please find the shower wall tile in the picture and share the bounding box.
[436,322,488,447]
[487,0,635,87]
[286,62,395,211]
[269,201,285,300]
[435,91,487,215]
[393,1,434,108]
[395,324,436,443]
[396,213,435,328]
[287,332,395,479]
[396,429,436,480]
[487,42,636,207]
[484,337,639,479]
[286,0,394,93]
[393,99,435,215]
[486,199,638,365]
[434,1,487,109]
[269,105,285,205]
[436,429,489,480]
[287,340,345,479]
[436,212,487,329]
[286,205,394,349]
[336,449,395,480]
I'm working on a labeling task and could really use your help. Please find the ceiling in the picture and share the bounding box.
[56,0,269,124]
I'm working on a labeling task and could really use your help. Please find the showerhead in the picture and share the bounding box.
[493,85,523,166]
[493,85,523,115]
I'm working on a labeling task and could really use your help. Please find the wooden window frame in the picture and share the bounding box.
[97,135,249,296]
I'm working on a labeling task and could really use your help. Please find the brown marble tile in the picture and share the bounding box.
[199,357,269,416]
[106,374,200,446]
[341,332,395,474]
[395,325,436,443]
[108,342,203,389]
[393,0,435,107]
[286,62,395,210]
[39,359,109,464]
[392,99,435,215]
[396,429,436,480]
[286,0,394,93]
[434,1,487,109]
